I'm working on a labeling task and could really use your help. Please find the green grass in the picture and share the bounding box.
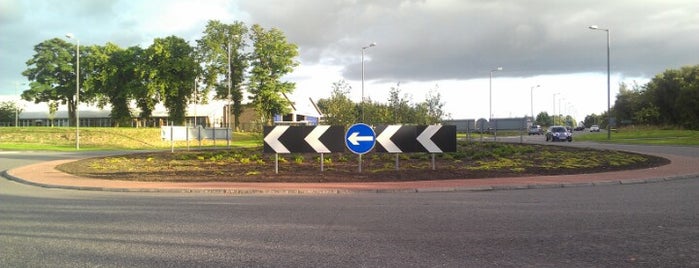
[573,127,699,145]
[0,127,262,151]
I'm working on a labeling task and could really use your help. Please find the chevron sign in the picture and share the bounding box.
[263,126,345,153]
[374,125,456,153]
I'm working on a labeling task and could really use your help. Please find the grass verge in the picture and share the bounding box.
[0,127,261,151]
[574,127,699,145]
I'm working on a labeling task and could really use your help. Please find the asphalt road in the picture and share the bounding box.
[2,144,699,267]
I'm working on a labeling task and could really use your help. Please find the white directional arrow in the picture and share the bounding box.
[347,131,374,146]
[417,125,442,153]
[376,125,402,153]
[264,126,290,153]
[304,125,331,153]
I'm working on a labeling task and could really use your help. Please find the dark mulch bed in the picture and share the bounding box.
[57,143,670,183]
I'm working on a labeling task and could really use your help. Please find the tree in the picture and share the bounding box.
[643,65,699,129]
[363,101,391,125]
[583,114,599,128]
[144,36,199,125]
[47,101,58,127]
[420,85,448,124]
[613,82,644,126]
[84,43,145,126]
[21,38,86,126]
[673,66,699,129]
[316,80,357,126]
[387,83,410,124]
[0,101,21,126]
[633,104,660,125]
[535,111,552,126]
[197,20,248,130]
[247,24,299,125]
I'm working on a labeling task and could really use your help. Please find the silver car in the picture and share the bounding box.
[545,126,573,142]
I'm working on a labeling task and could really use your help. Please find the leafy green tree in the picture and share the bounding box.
[535,111,552,126]
[247,24,299,125]
[21,38,86,126]
[613,82,644,126]
[316,80,357,126]
[363,101,391,125]
[387,83,411,124]
[84,43,145,126]
[0,101,21,125]
[420,86,448,124]
[633,104,660,125]
[643,65,699,129]
[197,20,248,130]
[47,101,58,127]
[673,66,699,129]
[144,36,200,125]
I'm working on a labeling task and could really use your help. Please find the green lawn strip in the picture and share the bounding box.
[0,127,261,151]
[574,128,699,145]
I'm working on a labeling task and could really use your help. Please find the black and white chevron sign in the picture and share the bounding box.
[374,125,456,153]
[263,126,345,153]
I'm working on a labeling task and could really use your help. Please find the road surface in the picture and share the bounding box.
[1,144,698,267]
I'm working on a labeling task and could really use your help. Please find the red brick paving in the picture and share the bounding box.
[5,153,699,194]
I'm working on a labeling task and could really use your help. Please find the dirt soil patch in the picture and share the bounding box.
[57,143,670,183]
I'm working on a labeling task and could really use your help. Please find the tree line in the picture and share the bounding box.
[316,80,448,127]
[20,20,298,127]
[583,65,699,130]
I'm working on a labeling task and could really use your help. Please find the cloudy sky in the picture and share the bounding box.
[1,0,697,120]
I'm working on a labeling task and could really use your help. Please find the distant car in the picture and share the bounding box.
[546,126,573,142]
[590,125,600,132]
[528,125,543,135]
[574,126,585,131]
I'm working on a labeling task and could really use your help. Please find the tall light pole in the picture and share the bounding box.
[552,92,559,125]
[530,84,540,123]
[66,33,79,150]
[589,25,611,140]
[14,82,25,127]
[489,67,502,136]
[558,97,565,125]
[227,39,232,131]
[361,42,376,122]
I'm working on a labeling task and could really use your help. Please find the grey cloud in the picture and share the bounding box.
[2,0,697,95]
[238,0,699,82]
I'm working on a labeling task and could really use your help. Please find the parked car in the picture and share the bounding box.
[546,126,573,142]
[590,125,600,132]
[528,125,543,135]
[574,126,585,131]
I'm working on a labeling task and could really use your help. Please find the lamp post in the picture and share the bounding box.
[14,82,25,127]
[361,42,376,122]
[552,92,559,125]
[66,33,79,150]
[227,39,232,132]
[589,25,611,140]
[558,97,565,125]
[489,67,502,139]
[530,84,540,123]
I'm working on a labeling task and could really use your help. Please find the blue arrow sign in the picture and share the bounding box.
[345,123,376,154]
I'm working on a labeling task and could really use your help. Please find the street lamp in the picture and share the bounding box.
[361,42,376,122]
[558,97,565,125]
[552,92,560,125]
[588,25,611,140]
[530,84,540,123]
[489,67,502,139]
[14,82,25,127]
[66,33,79,150]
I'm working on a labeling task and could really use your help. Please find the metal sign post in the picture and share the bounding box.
[345,123,376,173]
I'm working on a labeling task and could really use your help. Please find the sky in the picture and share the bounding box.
[1,0,698,121]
